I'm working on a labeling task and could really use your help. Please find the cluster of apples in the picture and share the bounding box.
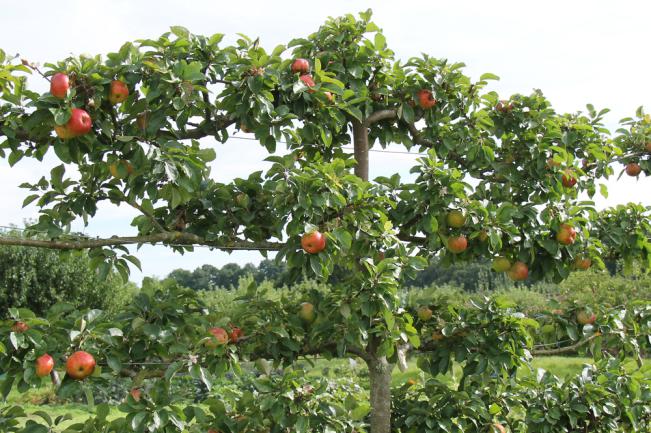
[11,321,97,380]
[12,321,97,380]
[442,210,530,280]
[291,58,333,102]
[446,210,468,254]
[491,257,529,281]
[545,156,580,189]
[50,72,129,140]
[415,306,446,342]
[442,209,530,280]
[555,222,592,270]
[495,100,514,113]
[206,324,243,348]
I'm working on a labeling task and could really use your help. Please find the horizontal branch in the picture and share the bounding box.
[531,334,599,356]
[0,232,282,251]
[8,114,235,144]
[364,109,397,128]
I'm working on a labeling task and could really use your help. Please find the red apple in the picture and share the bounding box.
[301,230,326,254]
[108,80,129,105]
[291,58,310,74]
[556,223,577,245]
[646,142,651,153]
[495,100,513,113]
[35,354,55,377]
[11,321,29,333]
[574,256,592,270]
[625,162,641,177]
[65,351,96,380]
[431,332,444,341]
[129,388,142,401]
[417,306,433,321]
[416,89,436,109]
[299,74,316,93]
[446,210,466,228]
[299,302,315,323]
[508,261,529,281]
[492,257,511,272]
[493,423,507,433]
[229,326,243,343]
[67,108,92,136]
[207,327,229,347]
[561,170,577,188]
[50,73,70,99]
[447,235,468,254]
[576,310,596,325]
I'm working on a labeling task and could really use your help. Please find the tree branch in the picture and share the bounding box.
[531,334,600,356]
[364,109,397,128]
[405,122,435,147]
[125,200,166,233]
[0,232,282,251]
[290,342,371,362]
[8,114,235,144]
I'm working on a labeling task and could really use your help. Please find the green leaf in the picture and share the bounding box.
[480,72,500,81]
[309,255,323,277]
[351,403,371,420]
[106,355,122,373]
[374,33,386,51]
[400,104,415,124]
[131,411,147,431]
[170,26,190,39]
[22,194,39,207]
[332,229,352,250]
[345,107,363,122]
[599,183,608,198]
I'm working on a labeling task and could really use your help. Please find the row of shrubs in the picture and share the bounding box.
[3,357,648,432]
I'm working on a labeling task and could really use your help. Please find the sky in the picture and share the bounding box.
[0,0,649,283]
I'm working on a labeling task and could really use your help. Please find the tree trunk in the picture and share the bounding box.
[367,355,393,433]
[352,120,369,181]
[354,117,390,433]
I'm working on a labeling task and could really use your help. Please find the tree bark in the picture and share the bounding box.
[0,232,281,251]
[352,120,369,181]
[366,355,393,433]
[353,115,390,433]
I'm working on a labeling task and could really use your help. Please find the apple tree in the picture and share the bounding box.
[1,10,650,433]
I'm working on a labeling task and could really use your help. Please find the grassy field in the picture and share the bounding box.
[5,356,646,426]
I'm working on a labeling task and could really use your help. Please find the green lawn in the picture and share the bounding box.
[4,356,647,425]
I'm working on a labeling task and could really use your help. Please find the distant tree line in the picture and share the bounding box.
[0,230,137,317]
[164,258,513,292]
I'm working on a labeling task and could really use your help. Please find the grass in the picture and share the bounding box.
[4,356,646,425]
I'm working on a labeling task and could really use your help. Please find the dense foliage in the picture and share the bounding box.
[1,8,650,433]
[0,230,137,316]
[1,285,649,432]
